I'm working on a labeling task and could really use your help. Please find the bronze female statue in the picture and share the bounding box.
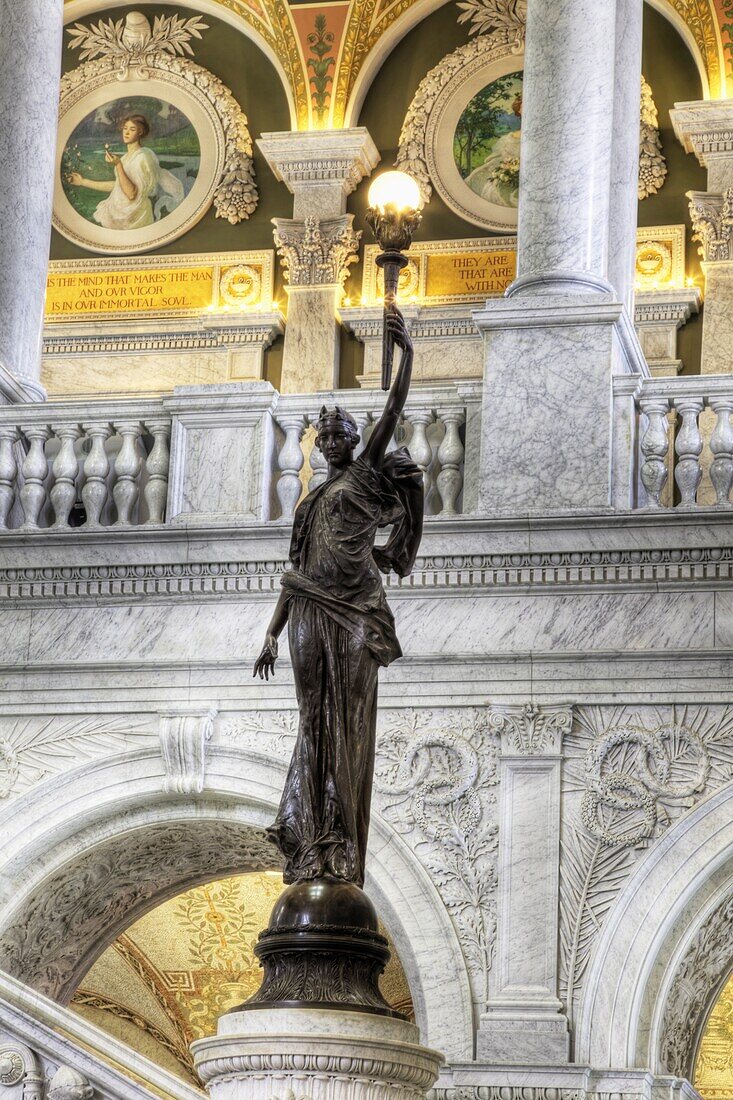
[253,309,423,890]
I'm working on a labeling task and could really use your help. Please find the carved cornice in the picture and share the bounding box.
[257,128,379,196]
[274,215,360,288]
[2,544,733,604]
[43,316,285,357]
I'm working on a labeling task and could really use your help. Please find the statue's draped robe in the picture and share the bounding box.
[268,449,423,887]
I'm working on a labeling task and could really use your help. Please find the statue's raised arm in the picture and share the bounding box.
[363,309,413,469]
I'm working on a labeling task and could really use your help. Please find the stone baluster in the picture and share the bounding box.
[353,412,371,458]
[277,413,306,520]
[0,426,18,529]
[81,422,111,527]
[308,415,328,492]
[49,424,81,528]
[144,419,171,524]
[639,398,671,507]
[674,397,704,508]
[436,409,465,515]
[709,397,733,506]
[112,420,143,526]
[406,409,434,510]
[19,425,50,528]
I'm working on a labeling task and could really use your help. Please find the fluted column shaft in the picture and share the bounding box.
[0,0,63,402]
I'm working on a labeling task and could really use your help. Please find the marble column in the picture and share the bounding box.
[473,0,645,515]
[0,0,63,404]
[671,101,733,375]
[478,705,573,1064]
[257,130,380,393]
[608,0,644,316]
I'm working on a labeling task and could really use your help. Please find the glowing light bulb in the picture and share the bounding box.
[367,170,421,213]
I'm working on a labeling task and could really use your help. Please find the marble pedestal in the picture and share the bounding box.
[473,293,645,515]
[192,1007,443,1100]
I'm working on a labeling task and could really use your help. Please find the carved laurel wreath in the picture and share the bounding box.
[60,13,258,224]
[397,1,666,206]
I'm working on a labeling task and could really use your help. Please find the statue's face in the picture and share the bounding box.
[317,424,354,468]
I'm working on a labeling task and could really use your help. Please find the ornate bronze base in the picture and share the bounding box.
[234,878,404,1019]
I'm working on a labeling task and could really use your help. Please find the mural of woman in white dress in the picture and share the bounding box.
[67,114,185,230]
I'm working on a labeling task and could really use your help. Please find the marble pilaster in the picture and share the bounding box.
[671,100,733,374]
[0,0,63,403]
[634,288,702,376]
[475,0,646,516]
[257,130,379,392]
[478,705,572,1065]
[607,0,644,315]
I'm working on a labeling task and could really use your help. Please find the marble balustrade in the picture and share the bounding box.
[0,399,170,531]
[5,374,733,531]
[0,383,476,532]
[617,375,733,508]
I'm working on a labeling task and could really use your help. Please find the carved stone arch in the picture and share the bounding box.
[0,743,473,1061]
[341,0,450,128]
[646,0,721,99]
[63,0,303,129]
[575,781,733,1074]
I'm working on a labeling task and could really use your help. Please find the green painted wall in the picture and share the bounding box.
[640,3,706,374]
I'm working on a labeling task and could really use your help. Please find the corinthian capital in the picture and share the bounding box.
[273,215,361,288]
[688,188,733,262]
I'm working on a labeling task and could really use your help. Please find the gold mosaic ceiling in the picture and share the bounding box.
[63,0,733,129]
[695,969,733,1100]
[70,872,413,1088]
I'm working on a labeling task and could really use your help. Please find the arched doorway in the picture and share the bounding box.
[0,743,473,1061]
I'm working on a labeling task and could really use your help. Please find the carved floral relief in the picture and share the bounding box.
[559,704,733,1022]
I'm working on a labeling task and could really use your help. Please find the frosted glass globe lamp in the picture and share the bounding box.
[365,170,423,389]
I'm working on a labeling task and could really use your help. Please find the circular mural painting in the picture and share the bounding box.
[453,71,522,210]
[61,96,201,233]
[54,73,226,255]
[425,51,524,232]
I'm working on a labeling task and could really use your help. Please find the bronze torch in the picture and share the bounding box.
[365,171,422,390]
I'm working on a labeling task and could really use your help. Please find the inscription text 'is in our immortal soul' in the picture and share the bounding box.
[45,266,214,316]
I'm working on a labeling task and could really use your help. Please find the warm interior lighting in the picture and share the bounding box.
[367,170,421,213]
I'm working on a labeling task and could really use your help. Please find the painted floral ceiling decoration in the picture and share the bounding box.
[62,0,733,130]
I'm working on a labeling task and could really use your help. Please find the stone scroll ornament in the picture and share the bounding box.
[54,12,257,253]
[247,309,424,1018]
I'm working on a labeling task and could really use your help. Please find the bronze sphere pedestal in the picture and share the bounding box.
[236,878,402,1018]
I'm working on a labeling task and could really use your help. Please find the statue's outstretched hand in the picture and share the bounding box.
[253,635,278,680]
[386,308,413,355]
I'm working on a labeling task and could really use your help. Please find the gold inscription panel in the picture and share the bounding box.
[425,250,516,298]
[45,251,275,322]
[361,237,517,307]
